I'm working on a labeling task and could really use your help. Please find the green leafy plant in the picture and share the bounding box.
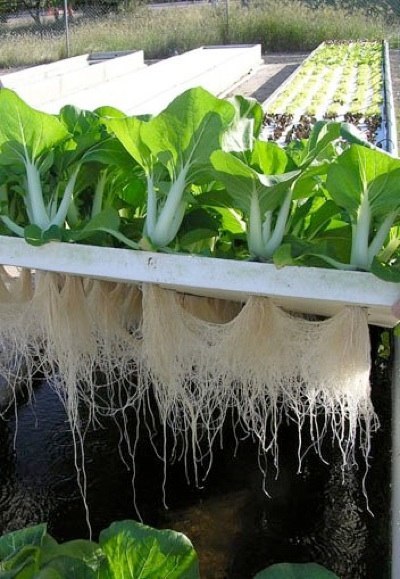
[0,520,200,579]
[0,521,342,579]
[0,83,399,282]
[103,87,236,249]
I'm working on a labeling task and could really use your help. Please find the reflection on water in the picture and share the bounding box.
[0,328,391,579]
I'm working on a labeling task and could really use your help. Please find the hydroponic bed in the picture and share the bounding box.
[0,38,400,579]
[262,40,388,148]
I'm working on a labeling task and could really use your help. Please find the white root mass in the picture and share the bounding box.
[0,272,377,501]
[141,284,377,483]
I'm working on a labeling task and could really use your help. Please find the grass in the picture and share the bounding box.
[0,0,396,68]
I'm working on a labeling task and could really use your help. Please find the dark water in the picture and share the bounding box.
[0,326,391,579]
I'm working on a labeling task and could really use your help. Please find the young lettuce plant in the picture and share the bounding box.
[103,87,235,249]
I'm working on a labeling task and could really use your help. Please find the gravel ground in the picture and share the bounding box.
[225,52,307,103]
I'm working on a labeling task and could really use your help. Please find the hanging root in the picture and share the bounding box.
[140,284,378,486]
[0,270,378,513]
[0,267,35,413]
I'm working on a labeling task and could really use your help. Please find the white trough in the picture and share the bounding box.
[0,50,146,109]
[7,44,262,115]
[0,236,398,328]
[0,54,90,84]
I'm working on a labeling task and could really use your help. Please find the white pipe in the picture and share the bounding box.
[383,40,398,156]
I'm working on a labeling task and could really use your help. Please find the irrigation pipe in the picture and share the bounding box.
[383,38,400,579]
[383,40,398,156]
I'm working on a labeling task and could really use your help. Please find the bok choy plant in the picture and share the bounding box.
[0,89,72,238]
[211,141,300,259]
[103,87,235,249]
[0,90,141,247]
[211,122,348,261]
[326,144,400,273]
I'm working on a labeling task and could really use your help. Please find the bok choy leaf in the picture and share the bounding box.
[103,87,235,248]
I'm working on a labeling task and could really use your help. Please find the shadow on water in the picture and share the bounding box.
[0,324,391,579]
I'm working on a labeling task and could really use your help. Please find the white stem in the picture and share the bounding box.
[51,166,80,228]
[152,166,189,247]
[262,211,272,245]
[0,215,24,237]
[367,211,397,267]
[144,174,157,239]
[91,169,108,218]
[25,159,49,229]
[248,189,266,258]
[264,189,292,257]
[350,191,371,270]
[167,200,187,243]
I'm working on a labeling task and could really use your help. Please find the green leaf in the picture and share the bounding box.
[179,228,217,248]
[71,208,121,240]
[0,524,47,561]
[101,113,152,170]
[37,556,99,579]
[95,105,127,118]
[211,149,299,215]
[251,140,291,176]
[0,546,40,577]
[0,90,69,166]
[42,225,63,242]
[213,206,245,235]
[253,562,339,579]
[273,243,299,267]
[327,144,400,218]
[99,520,200,579]
[68,208,139,249]
[371,258,400,283]
[141,87,235,179]
[40,539,108,573]
[196,189,236,208]
[223,94,264,151]
[306,199,342,239]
